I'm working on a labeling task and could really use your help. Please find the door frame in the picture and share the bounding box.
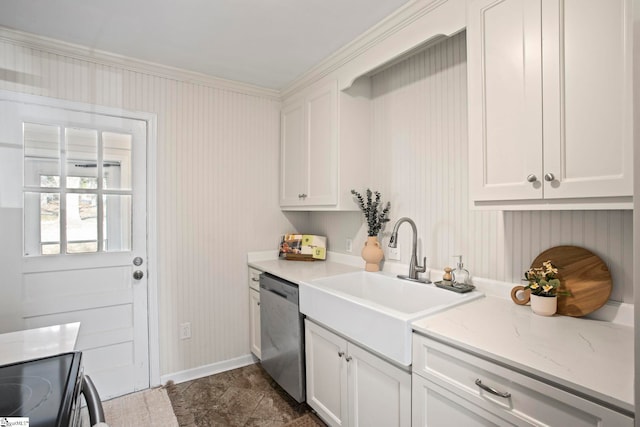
[0,89,161,388]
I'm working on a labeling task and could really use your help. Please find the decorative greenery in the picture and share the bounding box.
[351,189,391,237]
[523,261,561,297]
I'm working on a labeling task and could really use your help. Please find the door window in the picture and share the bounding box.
[23,122,133,256]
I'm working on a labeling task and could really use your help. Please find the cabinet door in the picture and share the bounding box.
[347,343,411,427]
[305,320,348,427]
[305,81,338,206]
[412,374,517,427]
[542,0,632,199]
[280,98,307,206]
[468,0,543,201]
[248,288,261,359]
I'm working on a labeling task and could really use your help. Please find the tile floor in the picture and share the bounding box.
[165,363,326,427]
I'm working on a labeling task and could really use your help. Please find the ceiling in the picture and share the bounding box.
[0,0,410,90]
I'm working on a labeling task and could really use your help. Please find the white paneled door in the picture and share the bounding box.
[0,97,149,399]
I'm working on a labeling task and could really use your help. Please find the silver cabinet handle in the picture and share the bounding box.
[338,351,345,358]
[251,277,260,282]
[345,356,352,362]
[544,173,555,182]
[298,193,307,199]
[526,174,537,183]
[475,379,511,398]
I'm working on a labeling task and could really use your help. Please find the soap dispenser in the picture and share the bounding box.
[452,255,470,285]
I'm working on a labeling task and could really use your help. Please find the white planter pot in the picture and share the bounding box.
[530,294,557,316]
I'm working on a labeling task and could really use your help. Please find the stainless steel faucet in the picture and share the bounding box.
[389,217,430,283]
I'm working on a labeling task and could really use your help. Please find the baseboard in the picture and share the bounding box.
[160,354,257,385]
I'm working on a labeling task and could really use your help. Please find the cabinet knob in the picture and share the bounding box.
[338,351,345,358]
[544,173,555,182]
[257,301,260,306]
[526,174,537,183]
[345,356,352,362]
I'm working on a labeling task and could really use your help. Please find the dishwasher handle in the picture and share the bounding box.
[263,287,288,299]
[260,273,299,304]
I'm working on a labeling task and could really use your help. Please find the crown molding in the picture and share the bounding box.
[0,26,280,100]
[280,0,448,98]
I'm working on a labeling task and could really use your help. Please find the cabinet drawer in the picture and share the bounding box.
[248,268,262,291]
[412,334,632,426]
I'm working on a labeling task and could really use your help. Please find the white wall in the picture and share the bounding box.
[0,31,309,376]
[310,32,633,303]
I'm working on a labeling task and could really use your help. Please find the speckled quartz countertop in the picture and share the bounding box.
[0,322,80,366]
[248,253,361,284]
[411,296,634,414]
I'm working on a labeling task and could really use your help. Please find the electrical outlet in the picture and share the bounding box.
[180,322,191,340]
[345,239,353,253]
[388,244,401,261]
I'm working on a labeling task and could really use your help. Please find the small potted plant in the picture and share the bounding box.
[351,189,390,272]
[524,260,560,316]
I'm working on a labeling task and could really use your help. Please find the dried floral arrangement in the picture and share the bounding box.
[351,189,391,237]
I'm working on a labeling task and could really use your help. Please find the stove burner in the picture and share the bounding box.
[0,353,82,427]
[0,376,53,416]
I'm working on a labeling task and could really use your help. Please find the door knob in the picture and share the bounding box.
[133,270,144,280]
[544,173,555,182]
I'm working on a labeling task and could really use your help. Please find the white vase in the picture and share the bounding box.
[530,294,557,316]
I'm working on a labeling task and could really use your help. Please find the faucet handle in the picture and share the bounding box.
[415,257,427,273]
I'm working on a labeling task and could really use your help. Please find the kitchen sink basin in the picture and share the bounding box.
[299,271,483,366]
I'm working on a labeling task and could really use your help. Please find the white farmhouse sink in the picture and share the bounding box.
[299,271,483,366]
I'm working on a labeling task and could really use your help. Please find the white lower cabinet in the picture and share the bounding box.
[248,288,261,358]
[248,268,261,359]
[412,333,633,427]
[413,375,516,426]
[305,319,411,427]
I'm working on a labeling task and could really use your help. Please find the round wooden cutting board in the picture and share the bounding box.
[530,246,612,317]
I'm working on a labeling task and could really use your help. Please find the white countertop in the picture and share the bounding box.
[248,257,361,285]
[248,251,633,413]
[0,322,81,366]
[412,297,634,413]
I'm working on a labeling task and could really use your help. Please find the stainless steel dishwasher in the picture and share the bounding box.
[259,272,305,403]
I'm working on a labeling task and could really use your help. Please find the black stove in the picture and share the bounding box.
[0,352,83,427]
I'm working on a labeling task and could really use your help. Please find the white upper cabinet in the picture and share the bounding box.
[542,0,632,201]
[280,80,338,208]
[280,79,370,211]
[468,0,633,209]
[281,99,308,205]
[307,82,339,205]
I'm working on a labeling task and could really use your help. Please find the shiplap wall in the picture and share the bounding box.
[0,33,308,376]
[311,33,633,303]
